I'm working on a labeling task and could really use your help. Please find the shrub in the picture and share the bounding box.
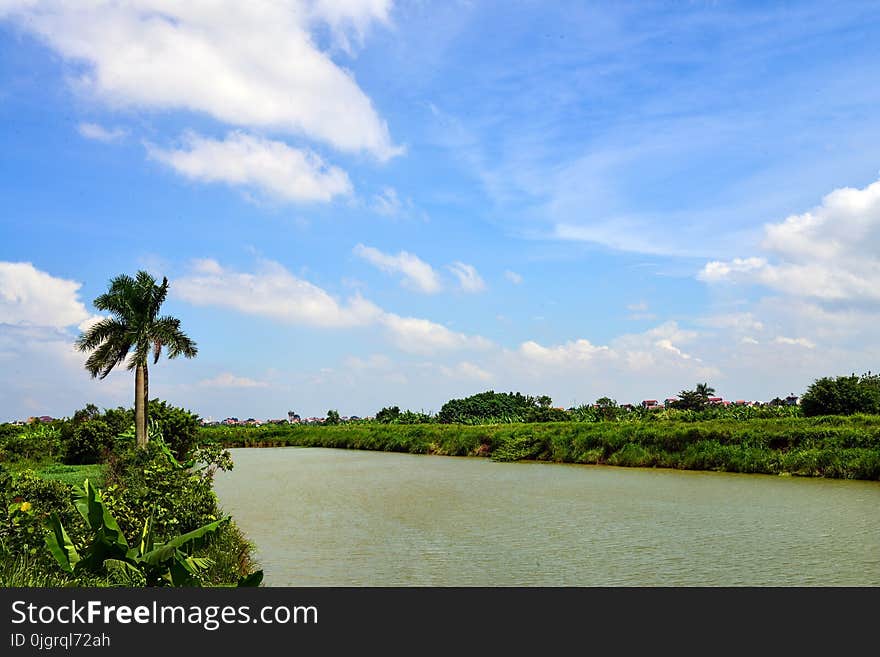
[64,420,113,464]
[147,399,201,460]
[801,374,880,416]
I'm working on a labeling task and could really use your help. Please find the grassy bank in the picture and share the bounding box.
[199,415,880,480]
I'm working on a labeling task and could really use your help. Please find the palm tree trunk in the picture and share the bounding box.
[135,363,146,448]
[143,361,150,444]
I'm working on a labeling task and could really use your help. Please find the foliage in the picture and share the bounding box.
[64,419,114,465]
[325,409,341,425]
[44,479,239,586]
[675,389,707,411]
[801,373,880,417]
[0,468,83,568]
[147,399,201,459]
[0,423,61,462]
[375,406,401,423]
[438,391,551,424]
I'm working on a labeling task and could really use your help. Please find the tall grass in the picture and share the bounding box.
[199,415,880,480]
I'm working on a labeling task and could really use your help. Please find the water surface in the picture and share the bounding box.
[213,447,880,586]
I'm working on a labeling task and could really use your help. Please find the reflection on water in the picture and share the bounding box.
[213,447,880,586]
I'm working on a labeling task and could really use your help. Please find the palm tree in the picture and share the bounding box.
[695,382,716,400]
[75,271,197,448]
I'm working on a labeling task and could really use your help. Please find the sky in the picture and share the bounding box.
[2,0,880,421]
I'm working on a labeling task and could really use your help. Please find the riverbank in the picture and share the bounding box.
[199,415,880,480]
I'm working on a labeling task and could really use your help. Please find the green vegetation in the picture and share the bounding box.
[801,373,880,416]
[199,414,880,480]
[0,400,260,587]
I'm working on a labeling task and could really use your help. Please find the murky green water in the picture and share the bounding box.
[213,447,880,586]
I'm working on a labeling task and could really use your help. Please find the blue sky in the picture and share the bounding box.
[2,1,880,421]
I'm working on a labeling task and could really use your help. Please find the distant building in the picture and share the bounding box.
[785,394,799,406]
[707,397,723,405]
[641,400,662,410]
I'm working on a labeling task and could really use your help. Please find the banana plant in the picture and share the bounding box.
[45,480,261,586]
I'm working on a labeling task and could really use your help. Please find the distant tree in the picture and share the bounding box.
[801,373,880,416]
[675,389,706,411]
[375,406,401,423]
[695,382,716,400]
[325,409,341,425]
[595,397,618,421]
[438,391,544,424]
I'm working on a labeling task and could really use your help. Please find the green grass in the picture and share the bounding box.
[1,460,106,487]
[34,463,106,487]
[198,416,880,480]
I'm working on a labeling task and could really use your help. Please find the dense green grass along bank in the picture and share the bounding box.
[200,415,880,480]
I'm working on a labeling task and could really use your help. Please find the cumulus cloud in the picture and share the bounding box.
[200,373,268,388]
[353,244,442,294]
[77,122,127,142]
[380,315,492,354]
[175,258,383,328]
[0,262,92,329]
[0,1,400,160]
[448,262,486,293]
[519,339,610,366]
[147,131,352,203]
[699,178,880,301]
[175,258,491,354]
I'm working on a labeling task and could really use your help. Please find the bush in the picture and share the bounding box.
[801,374,880,417]
[0,423,61,462]
[147,399,201,460]
[64,420,113,464]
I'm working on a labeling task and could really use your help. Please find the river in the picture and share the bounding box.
[212,447,880,586]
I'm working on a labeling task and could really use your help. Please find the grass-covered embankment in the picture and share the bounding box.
[199,415,880,480]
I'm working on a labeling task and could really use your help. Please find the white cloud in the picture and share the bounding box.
[175,258,491,354]
[699,257,767,282]
[773,336,816,349]
[439,361,493,382]
[448,262,486,293]
[380,314,492,354]
[353,244,442,294]
[700,312,764,333]
[77,122,127,142]
[699,178,880,301]
[147,131,352,203]
[200,372,268,388]
[519,338,611,366]
[0,1,400,160]
[0,262,92,329]
[174,258,383,328]
[504,270,523,285]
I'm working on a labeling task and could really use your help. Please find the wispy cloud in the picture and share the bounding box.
[77,122,127,142]
[200,372,268,388]
[353,244,442,294]
[448,262,486,293]
[504,270,523,285]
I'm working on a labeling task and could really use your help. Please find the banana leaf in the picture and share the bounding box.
[44,512,80,574]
